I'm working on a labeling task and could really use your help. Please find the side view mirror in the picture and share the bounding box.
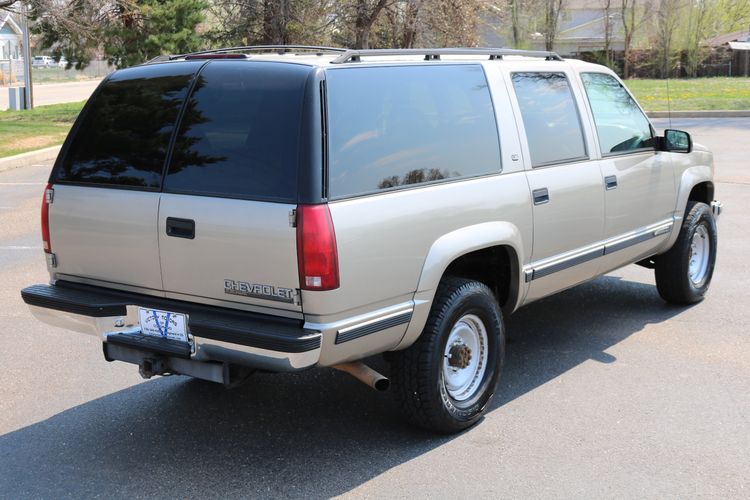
[660,129,692,153]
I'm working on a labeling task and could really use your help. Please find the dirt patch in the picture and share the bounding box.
[7,135,58,150]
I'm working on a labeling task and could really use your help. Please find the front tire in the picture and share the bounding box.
[390,277,505,433]
[655,201,717,304]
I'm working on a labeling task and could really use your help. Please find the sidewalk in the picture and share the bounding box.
[0,80,101,110]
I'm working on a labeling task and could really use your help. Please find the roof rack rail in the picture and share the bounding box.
[330,47,563,64]
[170,45,348,60]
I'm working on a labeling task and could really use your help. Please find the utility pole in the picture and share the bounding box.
[21,1,33,109]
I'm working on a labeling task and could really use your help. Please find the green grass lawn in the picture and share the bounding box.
[625,77,750,111]
[0,101,84,158]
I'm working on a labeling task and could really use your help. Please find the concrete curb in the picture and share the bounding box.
[646,110,750,118]
[0,145,61,174]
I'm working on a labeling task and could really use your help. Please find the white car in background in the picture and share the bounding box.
[31,56,55,68]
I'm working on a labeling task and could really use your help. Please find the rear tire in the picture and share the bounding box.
[390,277,505,433]
[655,201,717,304]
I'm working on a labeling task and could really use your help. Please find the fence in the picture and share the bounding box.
[0,59,114,87]
[573,48,747,79]
[0,60,24,85]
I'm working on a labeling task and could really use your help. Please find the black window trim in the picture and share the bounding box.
[510,70,590,169]
[323,62,503,201]
[579,71,656,159]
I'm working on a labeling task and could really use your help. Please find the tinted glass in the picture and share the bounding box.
[165,61,311,201]
[56,62,202,188]
[326,65,501,198]
[511,72,587,167]
[581,72,654,154]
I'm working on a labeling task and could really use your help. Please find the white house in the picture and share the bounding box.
[0,12,22,61]
[0,12,24,84]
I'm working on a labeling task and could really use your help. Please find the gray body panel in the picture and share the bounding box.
[157,193,302,314]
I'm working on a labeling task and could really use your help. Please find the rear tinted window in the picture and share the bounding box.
[164,61,311,201]
[56,62,202,188]
[511,72,587,167]
[326,65,501,198]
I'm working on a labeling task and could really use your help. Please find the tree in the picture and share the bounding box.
[106,0,207,67]
[653,0,682,78]
[621,0,649,78]
[543,0,564,50]
[207,0,334,47]
[353,0,391,48]
[683,0,712,77]
[30,0,206,68]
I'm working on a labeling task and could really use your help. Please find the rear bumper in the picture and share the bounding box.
[21,282,321,371]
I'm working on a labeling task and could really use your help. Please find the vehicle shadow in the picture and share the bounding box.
[0,275,688,498]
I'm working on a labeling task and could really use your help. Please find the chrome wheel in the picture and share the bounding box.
[442,314,488,402]
[688,225,710,286]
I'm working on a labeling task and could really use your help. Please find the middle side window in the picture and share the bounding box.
[511,72,588,167]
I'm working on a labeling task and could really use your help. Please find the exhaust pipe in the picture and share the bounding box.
[333,361,390,391]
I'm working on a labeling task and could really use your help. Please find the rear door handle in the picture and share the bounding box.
[166,217,195,239]
[605,175,618,190]
[532,188,549,205]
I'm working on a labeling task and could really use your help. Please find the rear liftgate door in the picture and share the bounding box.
[157,60,315,315]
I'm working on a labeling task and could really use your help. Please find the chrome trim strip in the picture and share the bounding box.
[531,247,604,280]
[336,309,413,344]
[524,219,675,281]
[304,301,414,334]
[604,231,654,254]
[603,220,674,255]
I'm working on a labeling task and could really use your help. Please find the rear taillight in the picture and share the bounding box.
[41,183,53,253]
[296,204,340,291]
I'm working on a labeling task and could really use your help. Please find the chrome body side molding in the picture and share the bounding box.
[523,219,675,282]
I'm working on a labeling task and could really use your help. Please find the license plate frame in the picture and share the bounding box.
[138,307,189,343]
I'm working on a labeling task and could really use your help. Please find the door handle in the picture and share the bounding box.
[605,175,618,190]
[166,217,195,239]
[532,188,549,205]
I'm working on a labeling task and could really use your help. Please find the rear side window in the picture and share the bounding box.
[164,61,312,201]
[326,65,501,198]
[56,62,203,188]
[511,72,587,167]
[580,72,654,155]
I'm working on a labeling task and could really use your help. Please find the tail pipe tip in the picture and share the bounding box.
[333,361,390,391]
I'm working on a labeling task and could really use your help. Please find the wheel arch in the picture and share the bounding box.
[393,222,526,350]
[661,165,715,253]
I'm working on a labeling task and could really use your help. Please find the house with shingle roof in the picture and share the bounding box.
[705,28,750,76]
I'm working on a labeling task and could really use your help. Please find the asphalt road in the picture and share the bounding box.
[0,118,748,498]
[0,80,101,110]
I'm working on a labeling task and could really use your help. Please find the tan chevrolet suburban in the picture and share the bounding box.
[21,46,721,433]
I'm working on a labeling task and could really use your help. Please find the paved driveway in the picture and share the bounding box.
[0,119,747,498]
[0,80,101,110]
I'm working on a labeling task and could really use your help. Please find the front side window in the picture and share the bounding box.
[511,72,588,167]
[326,65,501,198]
[580,72,654,155]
